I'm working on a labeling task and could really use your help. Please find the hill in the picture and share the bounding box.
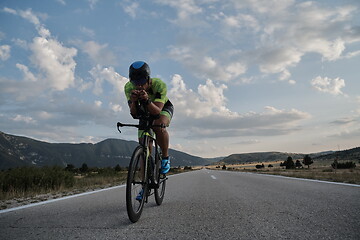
[218,148,359,165]
[0,131,211,170]
[219,152,306,165]
[313,147,360,161]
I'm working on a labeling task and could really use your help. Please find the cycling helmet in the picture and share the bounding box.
[129,61,150,85]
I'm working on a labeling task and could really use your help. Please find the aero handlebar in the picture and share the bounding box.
[117,122,166,133]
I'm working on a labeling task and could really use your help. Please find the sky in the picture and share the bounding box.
[0,0,359,158]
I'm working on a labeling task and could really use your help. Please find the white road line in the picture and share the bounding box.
[211,175,217,180]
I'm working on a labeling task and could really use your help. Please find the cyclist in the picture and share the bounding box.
[124,61,174,177]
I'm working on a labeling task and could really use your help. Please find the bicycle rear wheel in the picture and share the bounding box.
[126,146,147,223]
[154,152,166,205]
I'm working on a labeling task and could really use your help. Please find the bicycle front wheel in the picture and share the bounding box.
[154,153,166,205]
[126,146,147,223]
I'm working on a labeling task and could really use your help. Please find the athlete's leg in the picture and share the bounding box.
[153,115,170,157]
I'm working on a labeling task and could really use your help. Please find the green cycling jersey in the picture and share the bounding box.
[124,78,169,104]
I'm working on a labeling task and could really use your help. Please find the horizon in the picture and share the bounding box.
[1,0,359,158]
[1,130,357,159]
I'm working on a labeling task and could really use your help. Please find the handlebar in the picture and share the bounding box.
[117,121,166,133]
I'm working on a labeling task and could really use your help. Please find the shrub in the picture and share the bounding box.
[114,164,122,172]
[256,164,264,169]
[332,160,356,169]
[0,166,75,194]
[80,163,89,173]
[65,164,76,172]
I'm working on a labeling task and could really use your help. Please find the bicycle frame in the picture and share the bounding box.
[117,119,165,193]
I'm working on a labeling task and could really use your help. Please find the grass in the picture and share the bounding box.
[208,161,360,185]
[0,170,128,201]
[0,166,194,210]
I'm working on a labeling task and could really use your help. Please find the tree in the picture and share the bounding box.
[256,164,265,169]
[65,164,75,172]
[80,163,89,173]
[281,156,295,169]
[302,155,313,168]
[114,164,122,172]
[331,159,338,169]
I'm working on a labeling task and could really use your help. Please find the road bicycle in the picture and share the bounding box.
[117,113,167,223]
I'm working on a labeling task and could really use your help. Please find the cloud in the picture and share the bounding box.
[80,26,95,38]
[12,114,37,124]
[94,100,102,107]
[88,0,98,10]
[6,8,40,25]
[253,2,357,80]
[236,139,261,145]
[109,102,122,112]
[327,128,360,139]
[73,40,116,66]
[230,0,295,14]
[75,77,93,92]
[0,94,124,143]
[5,7,77,91]
[0,45,11,60]
[29,35,77,91]
[155,0,202,21]
[168,74,310,138]
[330,117,356,126]
[89,65,128,95]
[160,1,360,83]
[56,0,66,5]
[258,47,302,77]
[16,64,37,82]
[342,50,360,59]
[12,38,28,49]
[311,76,345,96]
[168,46,246,82]
[122,2,139,18]
[222,13,260,32]
[169,74,236,118]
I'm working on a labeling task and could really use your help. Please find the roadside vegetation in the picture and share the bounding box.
[0,164,194,209]
[211,156,360,185]
[0,164,127,201]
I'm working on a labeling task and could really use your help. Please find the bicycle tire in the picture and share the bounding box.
[154,152,166,205]
[126,146,148,223]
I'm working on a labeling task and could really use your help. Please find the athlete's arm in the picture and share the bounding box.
[138,90,164,115]
[129,90,139,118]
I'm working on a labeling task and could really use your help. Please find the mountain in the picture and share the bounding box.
[219,152,306,165]
[313,147,360,161]
[0,131,211,170]
[2,131,358,170]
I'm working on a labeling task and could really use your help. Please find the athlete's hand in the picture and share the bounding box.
[138,90,149,101]
[130,90,139,102]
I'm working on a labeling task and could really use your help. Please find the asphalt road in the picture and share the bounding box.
[0,169,359,240]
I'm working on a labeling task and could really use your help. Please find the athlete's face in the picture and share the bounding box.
[135,80,150,91]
